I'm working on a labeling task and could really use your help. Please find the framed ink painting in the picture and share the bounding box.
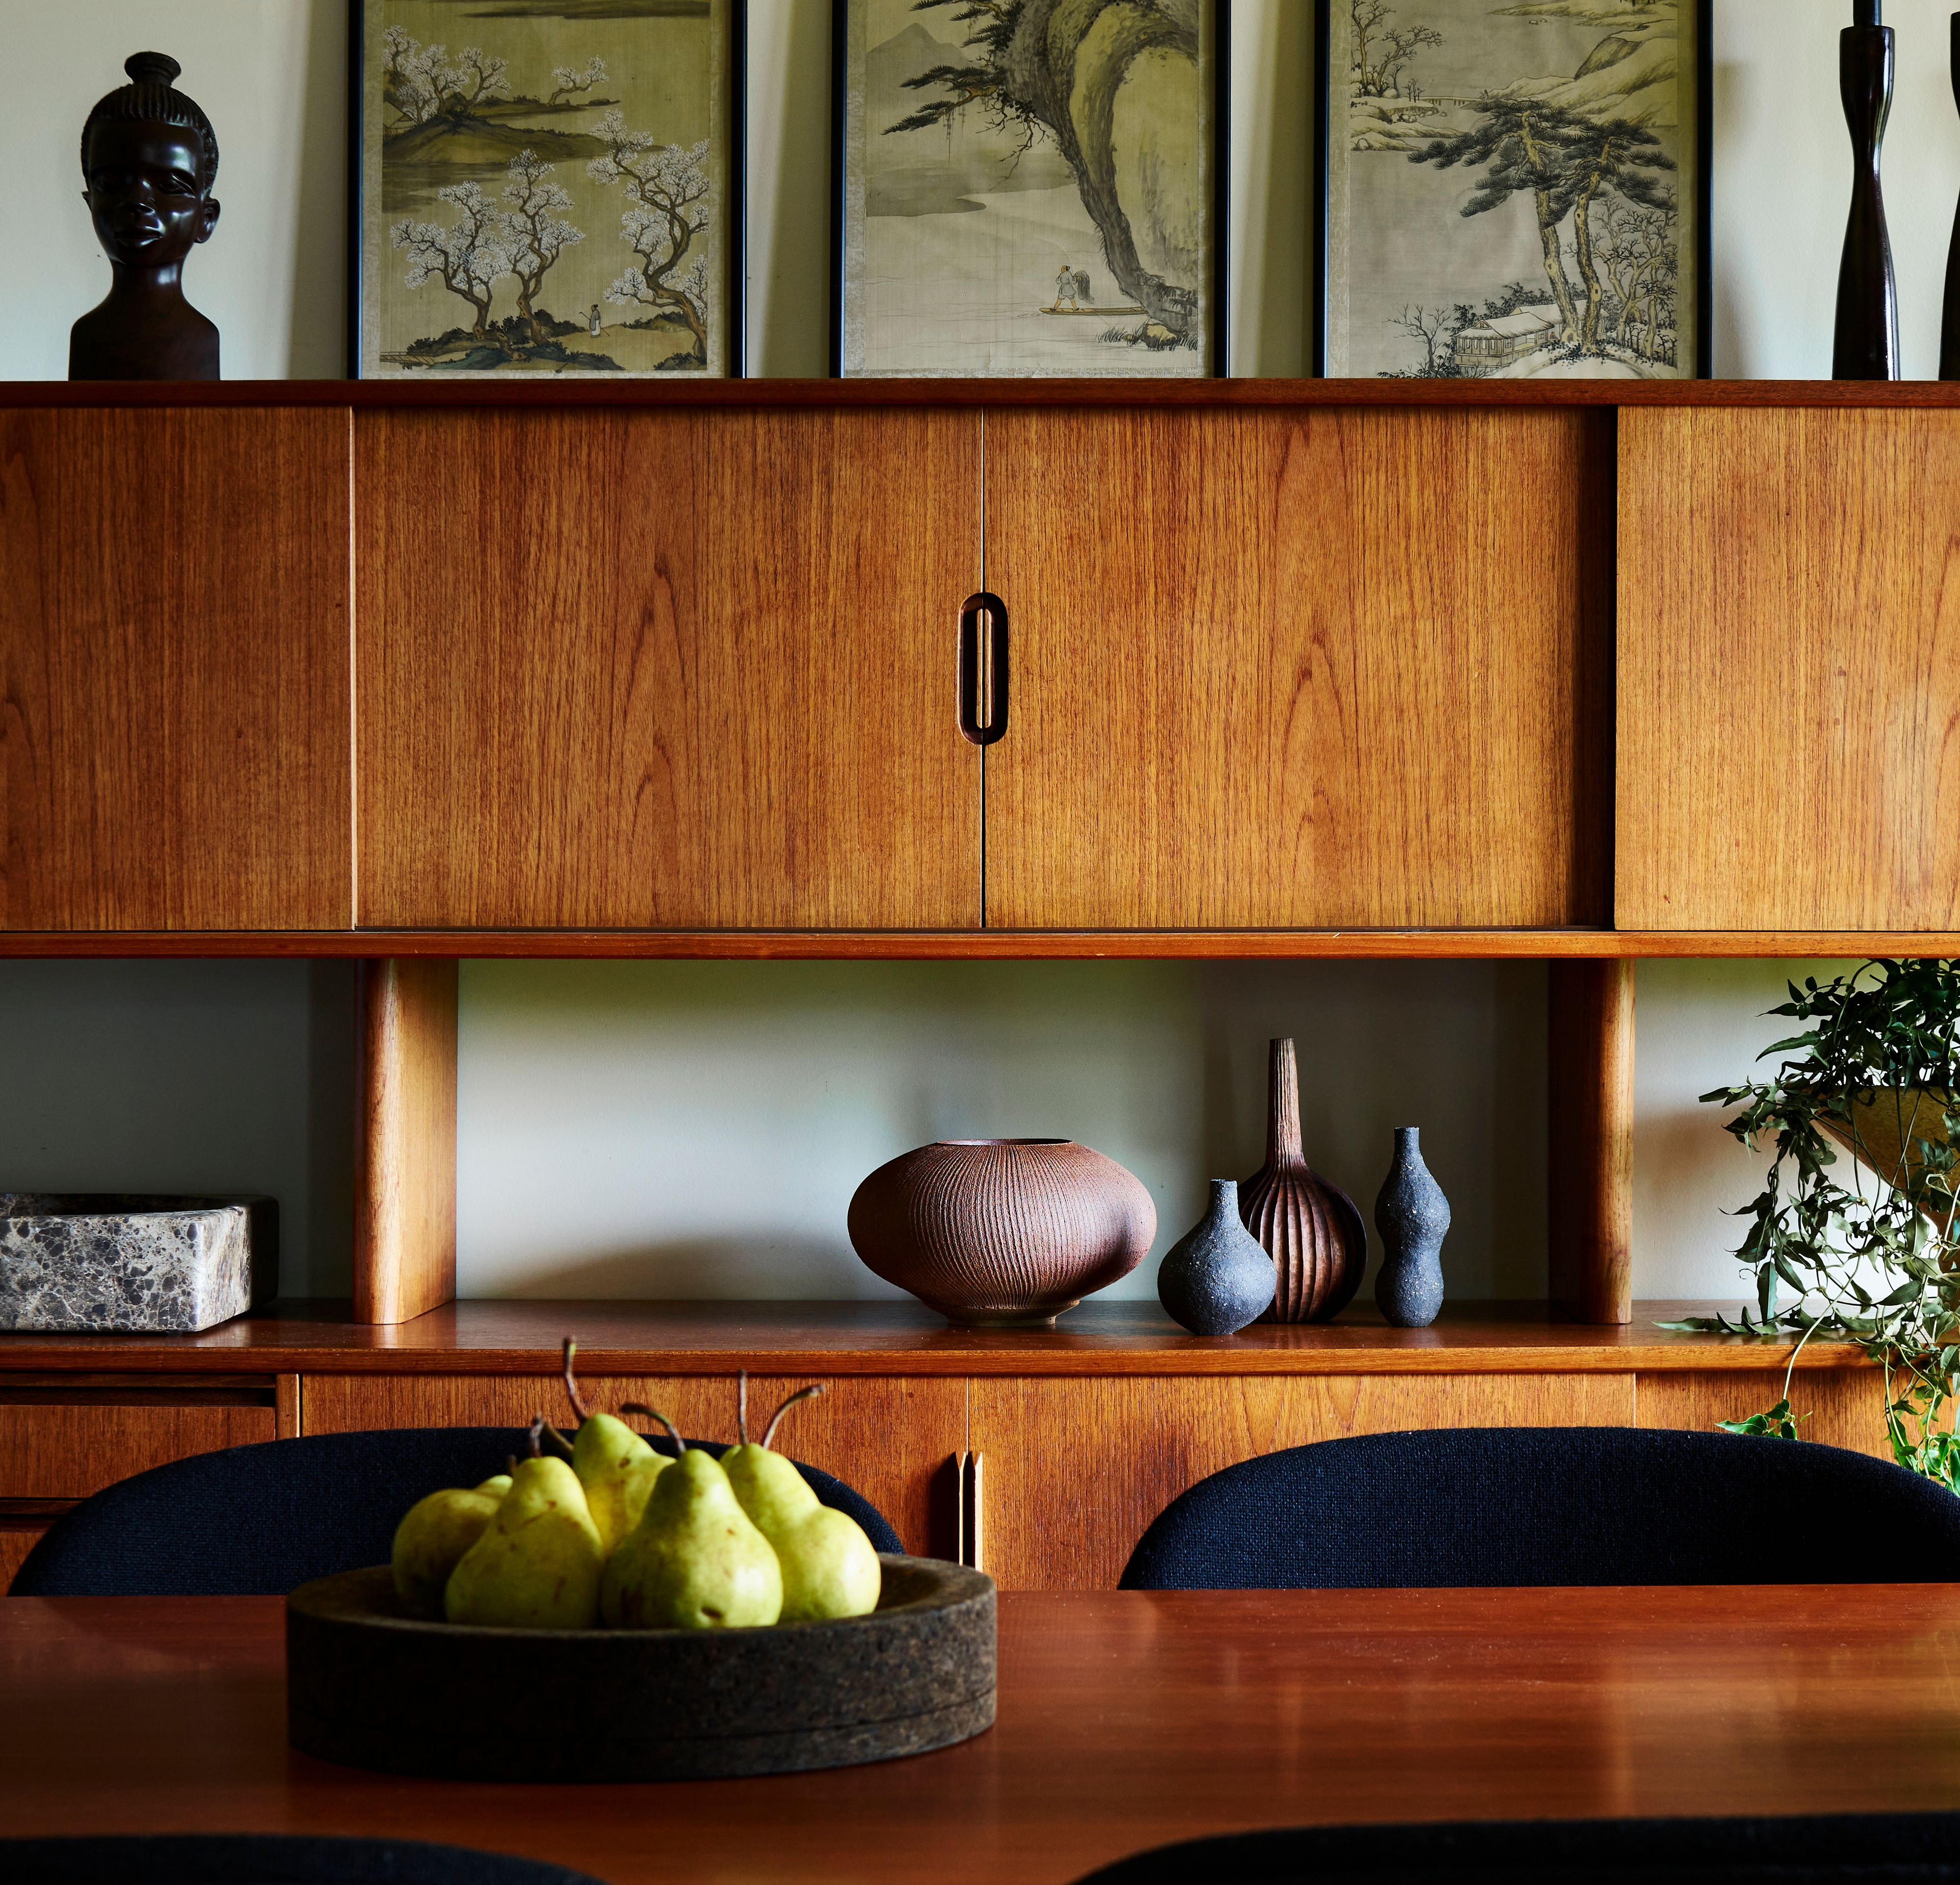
[833,0,1228,378]
[1315,0,1710,380]
[351,0,744,378]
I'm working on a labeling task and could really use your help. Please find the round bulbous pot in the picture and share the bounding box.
[1158,1179,1277,1337]
[847,1139,1157,1329]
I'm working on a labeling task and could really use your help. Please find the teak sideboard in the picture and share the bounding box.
[2,378,1955,1585]
[0,1301,1899,1593]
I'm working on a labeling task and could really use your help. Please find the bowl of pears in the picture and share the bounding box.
[286,1342,995,1781]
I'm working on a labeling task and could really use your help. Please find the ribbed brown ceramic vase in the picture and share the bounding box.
[847,1140,1157,1329]
[1240,1039,1366,1324]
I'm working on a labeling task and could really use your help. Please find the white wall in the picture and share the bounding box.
[0,962,356,1295]
[0,4,1935,1305]
[456,960,1551,1303]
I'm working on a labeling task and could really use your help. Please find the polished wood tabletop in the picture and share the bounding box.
[7,1586,1960,1883]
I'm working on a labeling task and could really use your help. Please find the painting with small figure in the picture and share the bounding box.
[1322,0,1702,380]
[356,0,738,377]
[838,0,1221,378]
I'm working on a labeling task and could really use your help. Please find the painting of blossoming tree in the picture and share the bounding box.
[1322,0,1702,380]
[357,0,737,376]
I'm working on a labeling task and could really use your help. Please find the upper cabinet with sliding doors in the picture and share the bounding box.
[1618,408,1960,932]
[355,407,983,931]
[981,407,1614,930]
[0,406,352,931]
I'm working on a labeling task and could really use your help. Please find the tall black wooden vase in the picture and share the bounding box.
[1835,4,1899,380]
[1944,14,1960,378]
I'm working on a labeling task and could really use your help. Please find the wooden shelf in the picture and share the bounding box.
[0,1300,1869,1378]
[9,378,1960,410]
[0,928,1947,960]
[0,928,1949,960]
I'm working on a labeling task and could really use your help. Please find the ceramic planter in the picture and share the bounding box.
[847,1140,1156,1328]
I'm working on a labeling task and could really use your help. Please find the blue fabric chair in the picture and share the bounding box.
[1073,1811,1960,1882]
[1118,1427,1960,1590]
[0,1836,602,1884]
[10,1427,902,1597]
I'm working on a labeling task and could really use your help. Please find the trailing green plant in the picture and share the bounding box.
[1663,960,1960,1491]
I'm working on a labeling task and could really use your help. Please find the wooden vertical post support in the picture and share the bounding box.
[1548,960,1635,1325]
[354,959,459,1326]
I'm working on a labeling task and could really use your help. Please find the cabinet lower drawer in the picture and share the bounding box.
[0,1388,279,1500]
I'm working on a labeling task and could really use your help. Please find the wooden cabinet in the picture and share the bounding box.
[301,1371,966,1561]
[969,1373,1635,1589]
[0,1374,289,1584]
[0,1392,278,1500]
[355,408,984,930]
[1637,1369,1890,1461]
[982,407,1614,929]
[1618,409,1960,931]
[0,1310,1896,1596]
[0,408,352,930]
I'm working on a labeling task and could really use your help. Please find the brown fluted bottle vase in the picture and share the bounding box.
[1239,1038,1367,1323]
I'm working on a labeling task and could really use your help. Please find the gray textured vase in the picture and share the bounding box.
[1373,1130,1449,1329]
[0,1194,277,1333]
[1157,1180,1277,1336]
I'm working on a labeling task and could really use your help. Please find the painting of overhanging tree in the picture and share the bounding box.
[1324,0,1699,380]
[839,0,1219,377]
[357,0,736,377]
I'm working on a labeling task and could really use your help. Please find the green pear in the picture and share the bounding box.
[600,1411,781,1629]
[444,1454,604,1629]
[391,1478,508,1619]
[552,1334,670,1552]
[571,1411,667,1553]
[724,1383,880,1622]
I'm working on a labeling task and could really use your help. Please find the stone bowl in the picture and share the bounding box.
[847,1138,1157,1328]
[286,1554,994,1781]
[0,1193,277,1333]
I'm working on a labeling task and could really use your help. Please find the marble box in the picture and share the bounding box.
[0,1195,278,1333]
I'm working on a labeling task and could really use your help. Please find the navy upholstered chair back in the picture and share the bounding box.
[1119,1427,1960,1590]
[1074,1811,1960,1883]
[9,1427,902,1597]
[0,1834,603,1885]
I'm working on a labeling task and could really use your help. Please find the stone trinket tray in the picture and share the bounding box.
[287,1555,996,1781]
[0,1194,278,1333]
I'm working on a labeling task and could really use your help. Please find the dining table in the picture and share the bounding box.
[6,1584,1960,1883]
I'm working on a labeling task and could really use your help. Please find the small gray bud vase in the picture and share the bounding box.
[1374,1128,1449,1329]
[1157,1180,1277,1336]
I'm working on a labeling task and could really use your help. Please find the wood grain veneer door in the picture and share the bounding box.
[0,1392,279,1499]
[357,409,982,929]
[0,408,352,930]
[1637,1370,1890,1460]
[982,407,1612,929]
[970,1372,1635,1590]
[302,1373,967,1561]
[1619,409,1960,931]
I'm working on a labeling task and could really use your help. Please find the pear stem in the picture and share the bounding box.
[527,1413,546,1459]
[620,1401,685,1452]
[738,1370,749,1446]
[561,1336,592,1426]
[761,1382,826,1450]
[541,1419,576,1460]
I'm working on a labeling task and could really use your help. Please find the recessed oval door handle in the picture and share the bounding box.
[958,592,1009,747]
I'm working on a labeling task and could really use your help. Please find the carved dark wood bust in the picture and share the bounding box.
[70,53,222,382]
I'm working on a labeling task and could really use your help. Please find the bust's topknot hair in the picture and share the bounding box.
[81,52,219,190]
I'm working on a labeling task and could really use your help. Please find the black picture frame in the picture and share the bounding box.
[1310,0,1712,381]
[347,0,747,379]
[829,2,1231,379]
